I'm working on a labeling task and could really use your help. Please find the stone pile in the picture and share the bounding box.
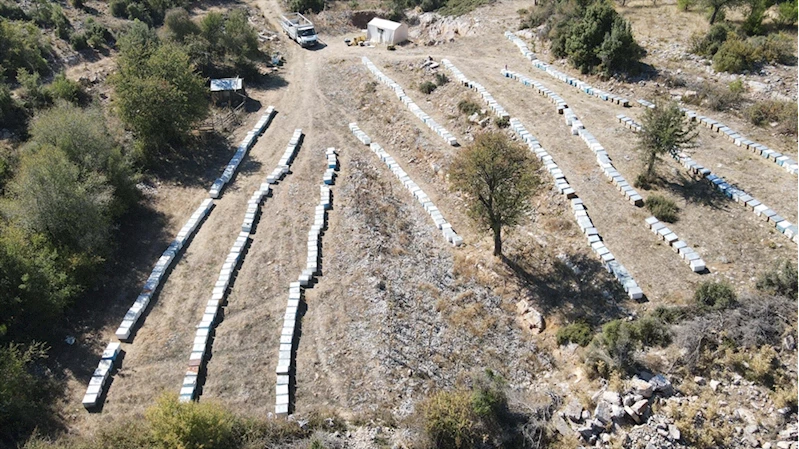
[361,57,457,146]
[349,123,463,246]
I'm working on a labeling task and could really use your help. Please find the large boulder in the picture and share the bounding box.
[516,299,544,334]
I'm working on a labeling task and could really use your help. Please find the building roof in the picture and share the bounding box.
[210,77,243,92]
[367,17,405,31]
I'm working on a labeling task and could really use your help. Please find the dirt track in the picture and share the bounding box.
[64,0,797,433]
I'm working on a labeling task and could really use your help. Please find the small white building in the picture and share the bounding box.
[366,18,408,45]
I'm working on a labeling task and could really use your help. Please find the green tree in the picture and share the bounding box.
[4,145,113,255]
[27,102,136,211]
[221,9,261,63]
[0,342,52,442]
[112,24,207,158]
[199,12,224,49]
[598,17,644,74]
[637,100,697,182]
[163,7,198,43]
[565,0,616,73]
[450,132,540,256]
[702,0,742,23]
[0,18,50,81]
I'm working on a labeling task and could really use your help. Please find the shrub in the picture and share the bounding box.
[694,281,736,310]
[494,116,509,128]
[288,0,325,14]
[645,194,679,223]
[435,72,449,86]
[677,0,696,11]
[756,259,797,300]
[713,38,758,73]
[421,390,482,448]
[690,23,730,57]
[753,33,796,65]
[0,18,51,81]
[420,374,506,449]
[0,342,53,443]
[387,44,396,50]
[69,0,84,8]
[146,394,236,449]
[556,322,592,346]
[775,0,798,26]
[110,0,129,17]
[419,81,437,94]
[70,31,88,50]
[457,100,480,115]
[164,8,199,43]
[17,68,50,109]
[45,73,81,103]
[744,100,796,135]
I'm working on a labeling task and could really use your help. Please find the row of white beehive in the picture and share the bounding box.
[644,217,706,272]
[504,31,630,107]
[82,342,121,408]
[210,106,275,198]
[616,114,643,133]
[503,69,644,207]
[274,148,338,415]
[349,123,463,246]
[683,108,798,175]
[670,152,798,245]
[116,198,215,342]
[441,59,509,119]
[179,132,304,404]
[440,59,644,300]
[361,57,458,146]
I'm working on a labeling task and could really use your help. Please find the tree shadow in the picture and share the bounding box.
[656,169,728,210]
[248,72,289,91]
[147,133,241,188]
[501,251,630,326]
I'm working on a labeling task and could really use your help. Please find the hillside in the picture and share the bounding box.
[0,0,797,447]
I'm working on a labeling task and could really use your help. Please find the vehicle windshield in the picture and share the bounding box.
[299,28,316,37]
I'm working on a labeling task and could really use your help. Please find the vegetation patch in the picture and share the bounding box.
[645,194,679,223]
[556,322,592,346]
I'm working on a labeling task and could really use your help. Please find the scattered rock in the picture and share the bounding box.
[595,401,612,424]
[552,413,573,436]
[516,299,544,334]
[694,376,706,386]
[564,399,583,423]
[668,424,681,441]
[783,335,795,351]
[631,378,654,398]
[602,391,621,405]
[650,374,674,396]
[710,379,722,392]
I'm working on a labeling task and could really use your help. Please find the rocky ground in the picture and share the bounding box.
[33,0,797,447]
